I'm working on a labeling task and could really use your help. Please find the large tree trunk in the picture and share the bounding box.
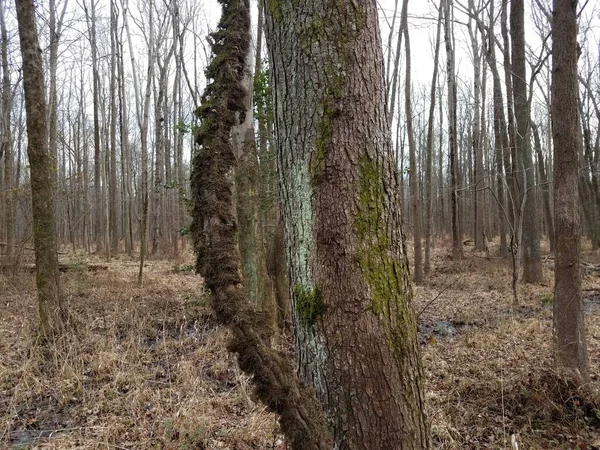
[511,0,542,282]
[551,0,589,382]
[264,0,430,447]
[15,0,68,339]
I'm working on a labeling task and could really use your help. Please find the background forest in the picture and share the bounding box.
[1,0,600,448]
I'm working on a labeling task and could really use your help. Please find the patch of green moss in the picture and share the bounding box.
[294,283,326,329]
[266,0,281,21]
[354,156,419,362]
[354,155,404,315]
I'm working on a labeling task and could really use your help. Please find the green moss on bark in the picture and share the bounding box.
[355,155,407,315]
[266,0,281,21]
[294,283,326,328]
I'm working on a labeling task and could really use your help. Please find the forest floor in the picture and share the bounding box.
[1,240,599,449]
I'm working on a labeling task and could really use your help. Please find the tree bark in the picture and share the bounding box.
[190,0,333,446]
[109,0,119,253]
[233,37,277,332]
[15,0,68,339]
[404,20,423,284]
[511,0,543,282]
[424,1,443,274]
[264,0,430,446]
[444,0,462,260]
[0,0,13,261]
[551,0,589,382]
[532,122,555,251]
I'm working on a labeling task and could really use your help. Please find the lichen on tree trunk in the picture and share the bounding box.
[264,0,430,446]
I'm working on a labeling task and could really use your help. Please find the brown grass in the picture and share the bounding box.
[1,241,599,449]
[414,238,600,449]
[0,253,281,449]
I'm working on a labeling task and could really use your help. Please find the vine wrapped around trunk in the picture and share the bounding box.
[189,0,332,448]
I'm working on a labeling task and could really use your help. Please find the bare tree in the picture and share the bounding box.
[511,0,542,283]
[0,0,14,261]
[444,0,463,259]
[15,0,68,338]
[424,0,443,274]
[404,16,423,283]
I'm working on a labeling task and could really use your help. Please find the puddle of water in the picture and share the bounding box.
[9,428,60,448]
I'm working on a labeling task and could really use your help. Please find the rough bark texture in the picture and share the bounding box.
[551,0,589,382]
[190,0,333,447]
[264,0,430,447]
[511,0,542,283]
[15,0,67,338]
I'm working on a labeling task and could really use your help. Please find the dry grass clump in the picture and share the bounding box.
[415,240,600,449]
[0,257,280,449]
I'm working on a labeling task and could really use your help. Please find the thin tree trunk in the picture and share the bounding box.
[424,1,443,274]
[532,122,555,251]
[404,21,423,283]
[0,0,13,261]
[387,0,409,125]
[108,0,119,253]
[468,2,484,251]
[15,0,68,339]
[511,0,542,282]
[444,0,462,259]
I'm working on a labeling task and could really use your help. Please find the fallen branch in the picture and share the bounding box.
[417,276,463,318]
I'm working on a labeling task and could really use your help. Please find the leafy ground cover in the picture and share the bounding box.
[1,240,599,449]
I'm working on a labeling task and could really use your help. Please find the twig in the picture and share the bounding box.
[417,276,462,318]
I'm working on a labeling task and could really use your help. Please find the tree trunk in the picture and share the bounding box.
[532,123,555,252]
[444,0,462,260]
[511,0,542,282]
[424,1,443,274]
[467,6,483,251]
[109,0,119,253]
[264,0,430,446]
[0,0,13,261]
[551,0,589,382]
[387,0,409,125]
[501,0,518,225]
[233,38,277,332]
[404,21,423,284]
[15,0,68,339]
